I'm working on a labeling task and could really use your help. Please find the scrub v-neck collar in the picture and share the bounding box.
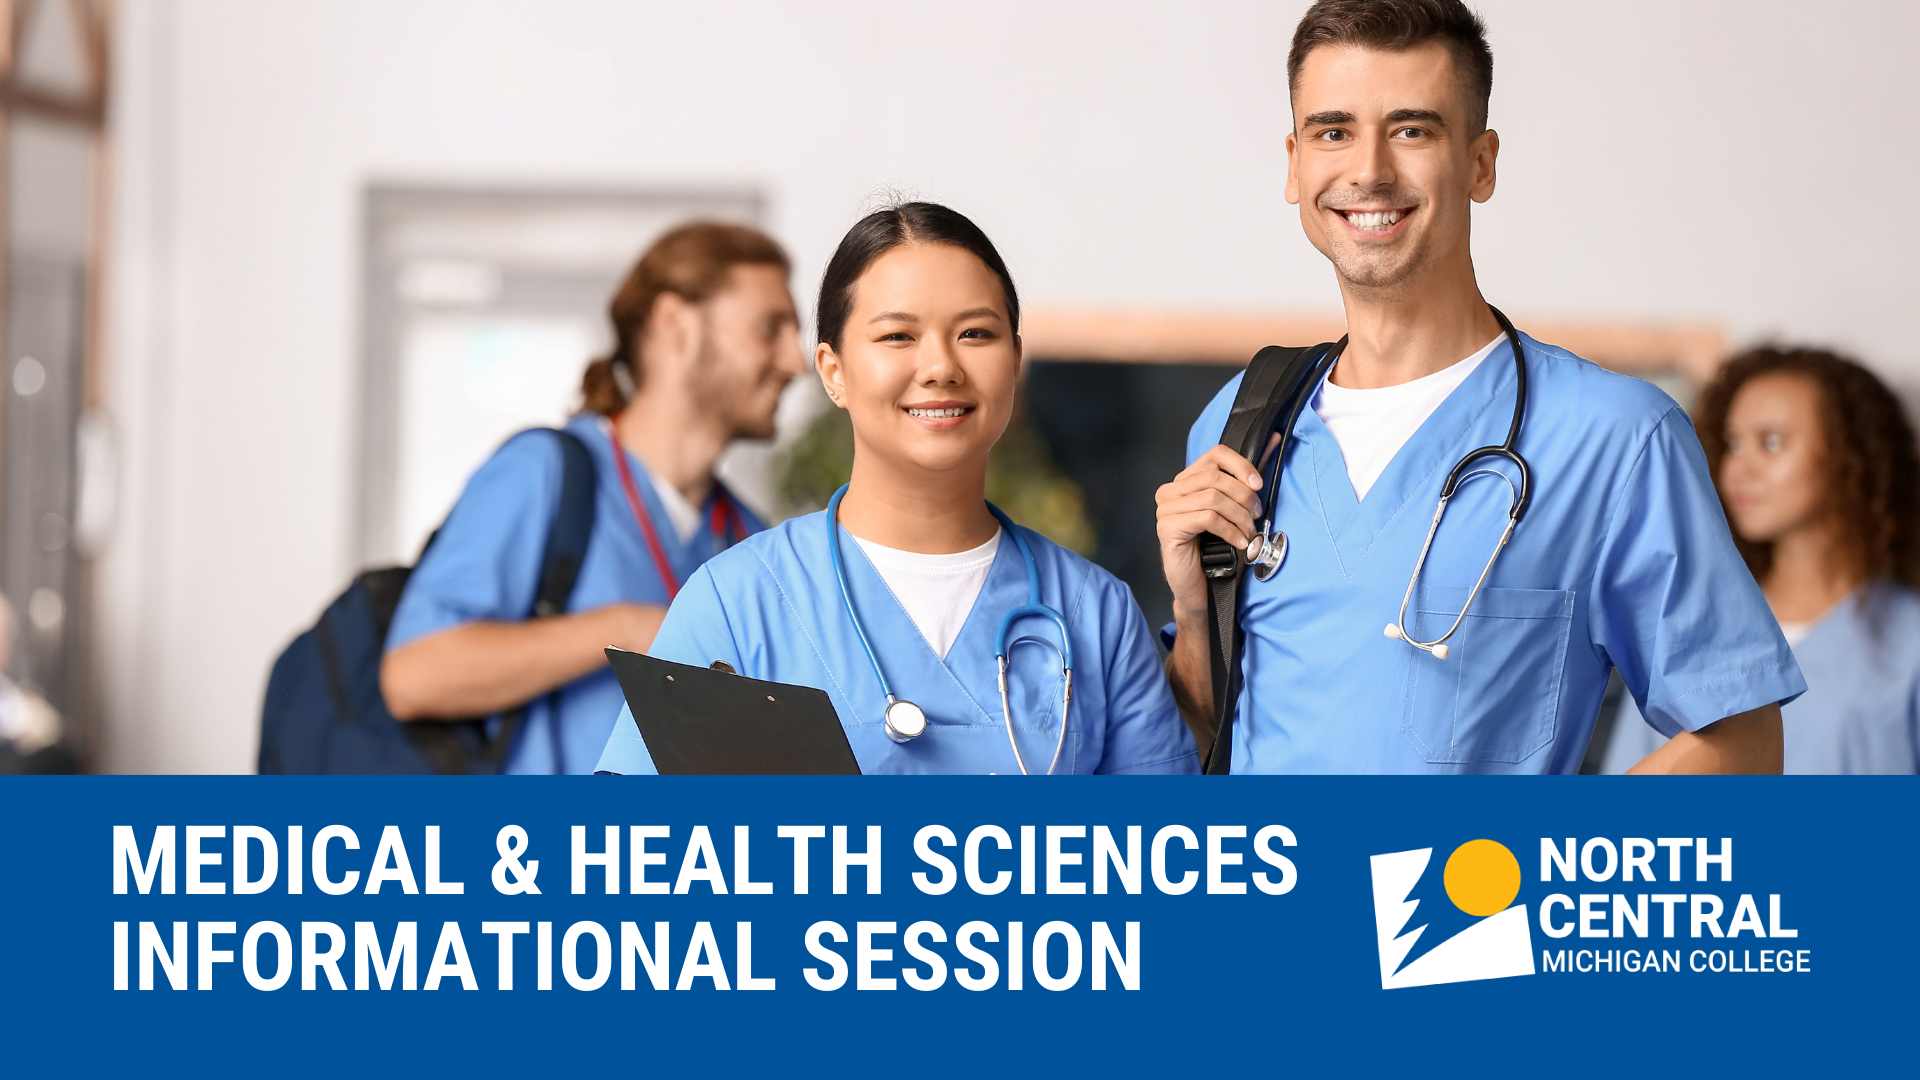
[835,519,1021,726]
[1293,336,1522,581]
[1785,587,1860,653]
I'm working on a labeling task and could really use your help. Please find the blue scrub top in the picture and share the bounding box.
[1604,581,1920,774]
[386,413,763,774]
[1176,331,1805,774]
[596,512,1198,775]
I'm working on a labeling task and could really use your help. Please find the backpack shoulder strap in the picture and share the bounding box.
[1219,345,1322,461]
[1201,343,1337,774]
[478,427,599,772]
[389,427,601,775]
[533,428,598,618]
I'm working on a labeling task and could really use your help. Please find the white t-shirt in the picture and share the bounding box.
[1311,336,1502,501]
[852,529,1002,660]
[597,415,704,542]
[647,471,703,543]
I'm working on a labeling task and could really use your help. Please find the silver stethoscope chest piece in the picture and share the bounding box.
[1245,530,1287,581]
[884,698,927,743]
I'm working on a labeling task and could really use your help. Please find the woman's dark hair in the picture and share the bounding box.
[1694,345,1920,590]
[579,221,790,416]
[815,201,1019,353]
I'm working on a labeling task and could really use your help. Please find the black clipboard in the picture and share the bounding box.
[605,648,860,775]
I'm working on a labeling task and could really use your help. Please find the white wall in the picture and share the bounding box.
[99,0,1920,772]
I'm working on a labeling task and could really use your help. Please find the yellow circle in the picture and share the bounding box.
[1443,839,1521,917]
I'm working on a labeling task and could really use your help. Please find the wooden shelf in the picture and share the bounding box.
[1023,307,1725,386]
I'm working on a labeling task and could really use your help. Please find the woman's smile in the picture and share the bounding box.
[903,399,977,429]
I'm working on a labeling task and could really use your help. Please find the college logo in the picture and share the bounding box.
[1370,839,1535,989]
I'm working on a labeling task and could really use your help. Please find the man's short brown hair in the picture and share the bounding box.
[1288,0,1495,135]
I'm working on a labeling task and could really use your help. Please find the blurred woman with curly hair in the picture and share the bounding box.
[1605,346,1920,773]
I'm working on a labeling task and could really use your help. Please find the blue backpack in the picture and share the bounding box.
[259,429,597,774]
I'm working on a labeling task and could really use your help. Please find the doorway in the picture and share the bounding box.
[358,185,763,566]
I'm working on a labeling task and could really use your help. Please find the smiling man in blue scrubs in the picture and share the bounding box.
[1155,0,1804,774]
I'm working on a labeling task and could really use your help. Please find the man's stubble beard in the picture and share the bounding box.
[1313,188,1432,298]
[687,334,779,442]
[1326,231,1430,298]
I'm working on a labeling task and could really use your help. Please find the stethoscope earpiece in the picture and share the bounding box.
[1385,623,1451,660]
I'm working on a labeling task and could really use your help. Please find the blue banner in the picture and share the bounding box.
[1,776,1909,1076]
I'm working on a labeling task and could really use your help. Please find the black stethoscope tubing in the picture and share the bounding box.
[1245,305,1532,661]
[1253,304,1531,542]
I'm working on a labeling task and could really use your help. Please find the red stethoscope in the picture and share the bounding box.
[606,425,745,599]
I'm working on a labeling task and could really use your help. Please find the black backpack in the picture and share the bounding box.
[259,429,598,774]
[1200,342,1340,775]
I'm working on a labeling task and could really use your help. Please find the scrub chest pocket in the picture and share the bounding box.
[1400,586,1573,764]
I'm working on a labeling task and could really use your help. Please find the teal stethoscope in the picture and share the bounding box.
[826,484,1075,775]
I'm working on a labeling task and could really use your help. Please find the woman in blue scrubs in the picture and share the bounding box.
[599,203,1196,775]
[1604,347,1920,773]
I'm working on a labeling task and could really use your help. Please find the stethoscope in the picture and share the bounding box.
[826,485,1075,775]
[1243,305,1532,661]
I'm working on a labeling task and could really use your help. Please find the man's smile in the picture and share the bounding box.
[1335,206,1414,236]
